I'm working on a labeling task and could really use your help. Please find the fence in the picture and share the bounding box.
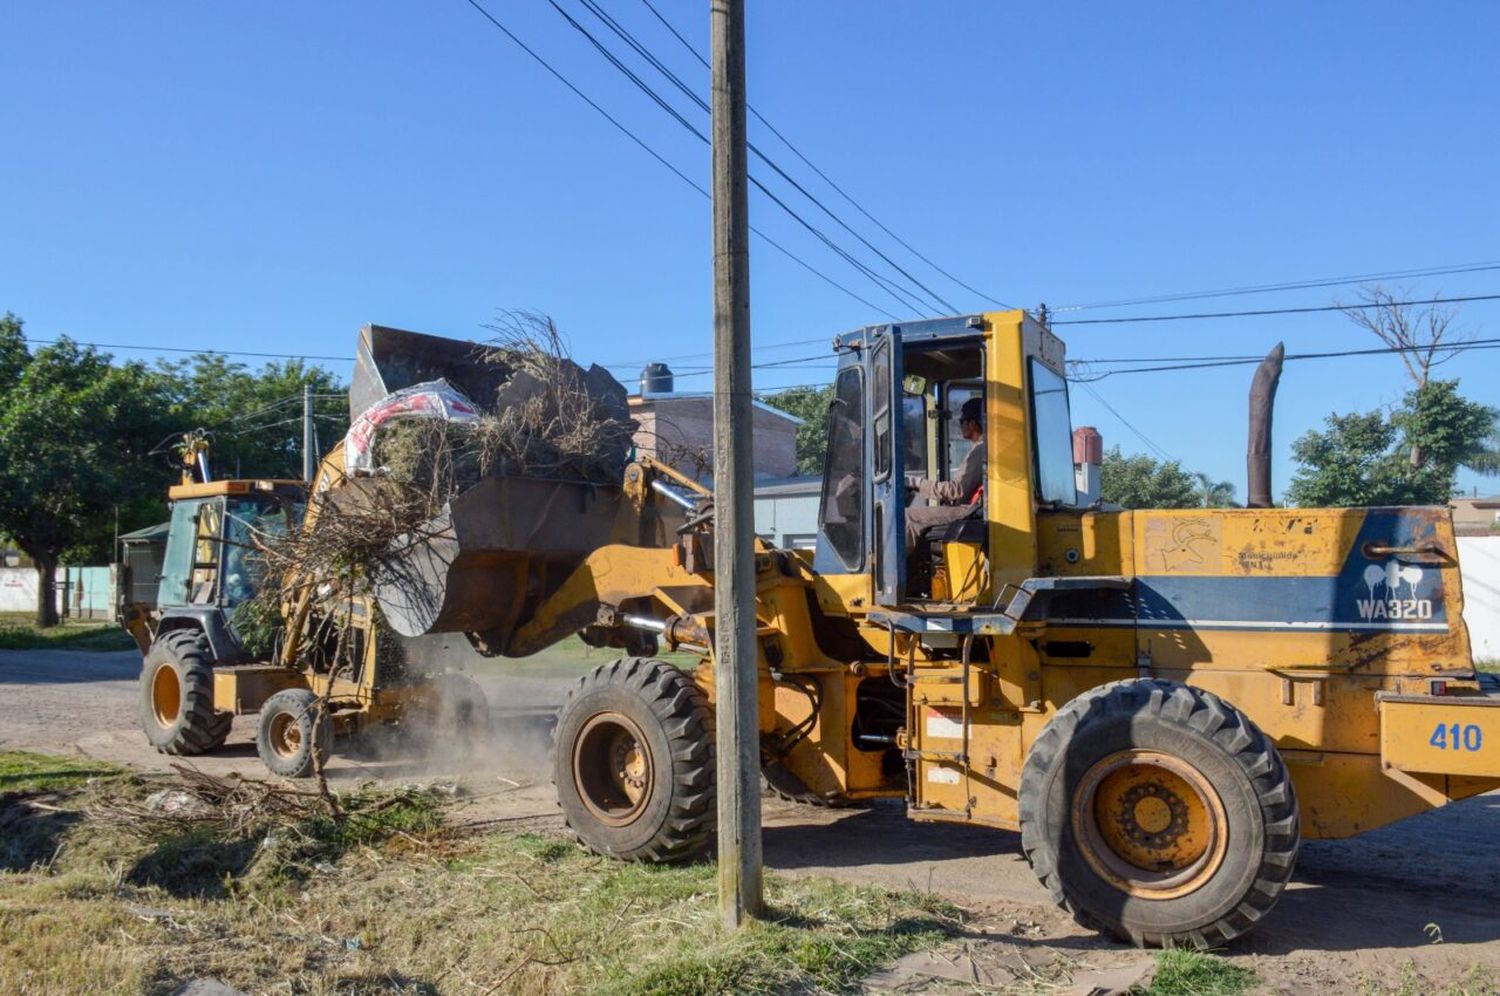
[0,565,115,620]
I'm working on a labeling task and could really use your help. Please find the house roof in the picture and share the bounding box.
[119,521,170,543]
[629,392,805,426]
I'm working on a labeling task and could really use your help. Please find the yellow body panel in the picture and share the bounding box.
[1381,695,1500,777]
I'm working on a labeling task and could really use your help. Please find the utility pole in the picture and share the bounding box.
[302,383,316,482]
[710,0,762,929]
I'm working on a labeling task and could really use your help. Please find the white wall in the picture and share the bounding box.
[1459,536,1500,662]
[0,567,39,613]
[0,565,115,619]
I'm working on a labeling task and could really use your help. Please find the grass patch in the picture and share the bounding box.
[0,750,126,794]
[0,775,959,993]
[1144,947,1257,995]
[0,613,136,651]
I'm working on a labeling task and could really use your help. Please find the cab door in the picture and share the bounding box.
[870,328,906,605]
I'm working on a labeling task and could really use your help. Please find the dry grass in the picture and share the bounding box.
[1,753,960,995]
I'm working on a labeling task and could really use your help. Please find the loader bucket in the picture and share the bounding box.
[364,474,625,651]
[349,324,511,420]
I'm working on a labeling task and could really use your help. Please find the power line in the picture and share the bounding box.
[635,0,1012,310]
[1069,337,1500,382]
[1054,259,1500,313]
[1077,382,1177,464]
[568,0,959,315]
[546,0,940,318]
[1052,292,1500,326]
[23,337,352,363]
[462,0,900,321]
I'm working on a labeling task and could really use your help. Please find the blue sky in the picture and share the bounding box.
[3,2,1497,499]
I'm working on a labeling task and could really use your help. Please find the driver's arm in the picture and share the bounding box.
[917,440,984,504]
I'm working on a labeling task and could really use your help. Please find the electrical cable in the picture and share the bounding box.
[1053,292,1500,326]
[1069,338,1500,382]
[22,337,352,363]
[635,0,1012,310]
[1077,382,1177,464]
[571,0,959,315]
[1054,260,1500,313]
[545,0,940,317]
[462,0,901,321]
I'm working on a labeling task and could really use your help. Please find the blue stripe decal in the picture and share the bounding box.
[1045,509,1451,633]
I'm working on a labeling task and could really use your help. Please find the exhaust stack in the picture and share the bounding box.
[1247,342,1285,509]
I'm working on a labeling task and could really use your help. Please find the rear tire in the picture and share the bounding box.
[1019,679,1299,947]
[554,658,714,861]
[140,630,232,755]
[256,688,332,779]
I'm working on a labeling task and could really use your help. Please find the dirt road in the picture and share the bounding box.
[4,645,1498,991]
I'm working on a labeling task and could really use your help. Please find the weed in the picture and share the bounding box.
[1144,946,1257,995]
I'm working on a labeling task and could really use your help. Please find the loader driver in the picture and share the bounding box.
[904,396,985,555]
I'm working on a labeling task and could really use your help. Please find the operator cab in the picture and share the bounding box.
[813,311,1076,606]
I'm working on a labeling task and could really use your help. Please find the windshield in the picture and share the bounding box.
[1029,359,1077,506]
[223,497,304,607]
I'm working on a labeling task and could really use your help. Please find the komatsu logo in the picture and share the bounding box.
[1357,561,1433,621]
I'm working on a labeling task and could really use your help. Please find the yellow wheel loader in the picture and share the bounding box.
[124,315,1499,947]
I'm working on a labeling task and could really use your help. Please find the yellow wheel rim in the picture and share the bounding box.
[268,712,303,759]
[151,663,181,727]
[573,712,654,827]
[1071,749,1228,899]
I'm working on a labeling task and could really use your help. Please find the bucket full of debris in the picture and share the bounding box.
[325,316,643,652]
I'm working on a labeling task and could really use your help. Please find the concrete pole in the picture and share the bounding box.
[711,0,762,929]
[302,383,316,483]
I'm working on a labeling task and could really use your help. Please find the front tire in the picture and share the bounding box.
[1019,679,1299,947]
[140,630,232,755]
[554,658,714,861]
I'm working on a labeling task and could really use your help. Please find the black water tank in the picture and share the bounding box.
[640,362,674,395]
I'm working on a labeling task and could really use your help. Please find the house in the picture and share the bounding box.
[1452,495,1500,536]
[627,364,801,480]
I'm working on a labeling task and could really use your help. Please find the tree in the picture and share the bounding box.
[155,355,348,480]
[762,383,834,477]
[1286,378,1497,507]
[1098,447,1202,509]
[1340,285,1469,390]
[1194,472,1238,508]
[0,318,183,626]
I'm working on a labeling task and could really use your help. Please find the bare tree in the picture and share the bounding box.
[1339,285,1471,389]
[1340,285,1474,467]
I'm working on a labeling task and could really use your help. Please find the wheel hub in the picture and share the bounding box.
[574,712,654,827]
[1072,749,1228,899]
[151,663,182,727]
[268,712,302,759]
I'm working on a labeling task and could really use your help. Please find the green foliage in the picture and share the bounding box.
[1099,447,1203,509]
[1145,947,1257,995]
[1287,379,1497,507]
[155,353,348,481]
[0,319,184,621]
[763,383,834,477]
